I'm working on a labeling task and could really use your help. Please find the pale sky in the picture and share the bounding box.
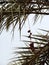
[0,15,49,65]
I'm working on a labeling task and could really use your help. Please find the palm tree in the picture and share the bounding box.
[0,0,32,33]
[0,0,49,65]
[0,0,49,34]
[9,30,49,65]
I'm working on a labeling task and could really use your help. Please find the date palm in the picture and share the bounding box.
[0,0,32,33]
[9,29,49,65]
[0,0,49,34]
[0,0,49,65]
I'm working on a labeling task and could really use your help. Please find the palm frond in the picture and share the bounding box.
[23,35,49,42]
[39,28,49,32]
[9,31,49,65]
[0,0,49,35]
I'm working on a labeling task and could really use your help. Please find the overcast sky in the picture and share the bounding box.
[0,15,49,65]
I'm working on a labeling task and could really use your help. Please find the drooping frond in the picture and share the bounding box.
[0,0,49,35]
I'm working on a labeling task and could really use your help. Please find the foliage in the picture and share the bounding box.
[8,29,49,65]
[0,0,49,33]
[0,0,49,65]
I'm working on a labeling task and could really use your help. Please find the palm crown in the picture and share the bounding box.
[0,0,49,33]
[0,0,49,65]
[9,30,49,65]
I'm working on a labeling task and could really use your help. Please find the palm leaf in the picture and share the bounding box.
[22,40,46,45]
[14,51,32,54]
[39,28,49,32]
[0,0,49,34]
[23,35,49,42]
[33,34,49,39]
[10,31,49,65]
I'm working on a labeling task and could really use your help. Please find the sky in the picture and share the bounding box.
[0,15,49,65]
